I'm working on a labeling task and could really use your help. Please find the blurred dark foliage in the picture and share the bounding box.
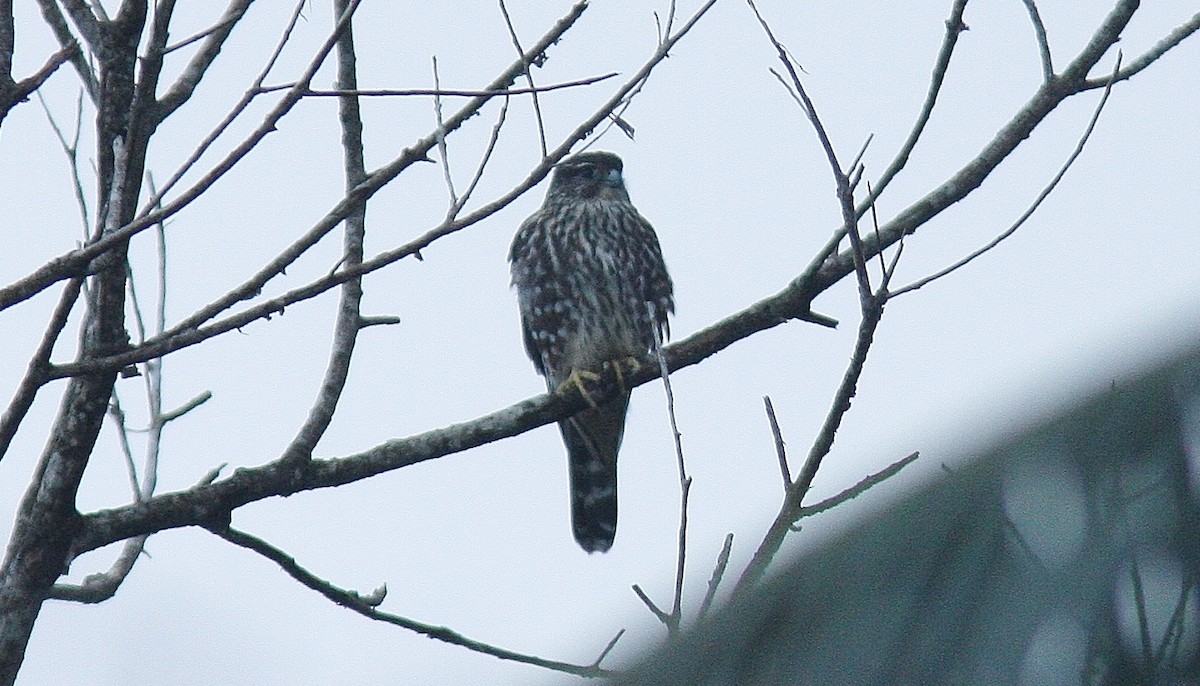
[611,344,1200,686]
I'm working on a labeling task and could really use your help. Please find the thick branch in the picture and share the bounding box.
[0,4,147,675]
[152,0,255,121]
[0,278,83,461]
[279,0,367,465]
[1082,11,1200,89]
[32,0,97,99]
[0,42,77,125]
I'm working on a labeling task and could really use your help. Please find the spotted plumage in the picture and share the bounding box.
[509,151,674,553]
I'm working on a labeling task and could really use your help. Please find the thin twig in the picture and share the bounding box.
[213,525,610,677]
[1129,553,1154,667]
[795,0,968,282]
[160,391,212,423]
[450,96,510,220]
[796,451,919,517]
[1020,0,1054,80]
[763,396,791,490]
[1080,12,1200,89]
[431,55,459,210]
[107,394,141,499]
[654,0,678,47]
[750,0,872,302]
[646,300,689,634]
[631,584,671,625]
[591,629,625,668]
[162,10,240,54]
[583,0,717,147]
[698,533,734,618]
[0,277,82,461]
[498,0,548,157]
[35,89,90,237]
[1153,576,1194,670]
[259,73,619,98]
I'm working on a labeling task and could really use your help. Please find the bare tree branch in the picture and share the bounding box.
[55,0,102,50]
[698,532,734,619]
[498,0,548,157]
[278,0,368,466]
[763,396,790,490]
[1020,0,1054,80]
[32,0,96,99]
[0,278,83,461]
[0,0,149,666]
[799,0,969,281]
[47,535,147,603]
[796,451,920,518]
[891,52,1123,297]
[0,0,361,312]
[152,0,255,121]
[734,291,887,596]
[144,0,307,211]
[211,525,612,678]
[431,55,459,211]
[2,5,1196,679]
[1081,11,1200,89]
[272,73,618,98]
[0,41,77,124]
[634,301,690,636]
[0,0,586,316]
[35,89,91,236]
[55,0,1185,547]
[45,0,719,378]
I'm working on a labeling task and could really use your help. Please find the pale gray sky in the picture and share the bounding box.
[2,1,1198,684]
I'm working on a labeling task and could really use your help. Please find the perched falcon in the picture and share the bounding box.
[509,151,674,553]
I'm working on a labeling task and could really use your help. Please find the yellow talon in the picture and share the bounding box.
[556,356,643,406]
[556,368,602,407]
[606,355,641,393]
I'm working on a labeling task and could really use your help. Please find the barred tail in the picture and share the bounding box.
[561,393,630,553]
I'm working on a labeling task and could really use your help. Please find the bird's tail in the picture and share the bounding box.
[561,393,630,553]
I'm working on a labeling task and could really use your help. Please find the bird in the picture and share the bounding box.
[509,151,674,553]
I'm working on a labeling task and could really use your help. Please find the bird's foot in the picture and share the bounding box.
[556,368,603,407]
[556,357,643,406]
[605,356,642,393]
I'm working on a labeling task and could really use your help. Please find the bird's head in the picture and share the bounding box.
[547,151,630,202]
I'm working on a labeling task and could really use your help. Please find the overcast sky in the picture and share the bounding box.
[2,1,1199,684]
